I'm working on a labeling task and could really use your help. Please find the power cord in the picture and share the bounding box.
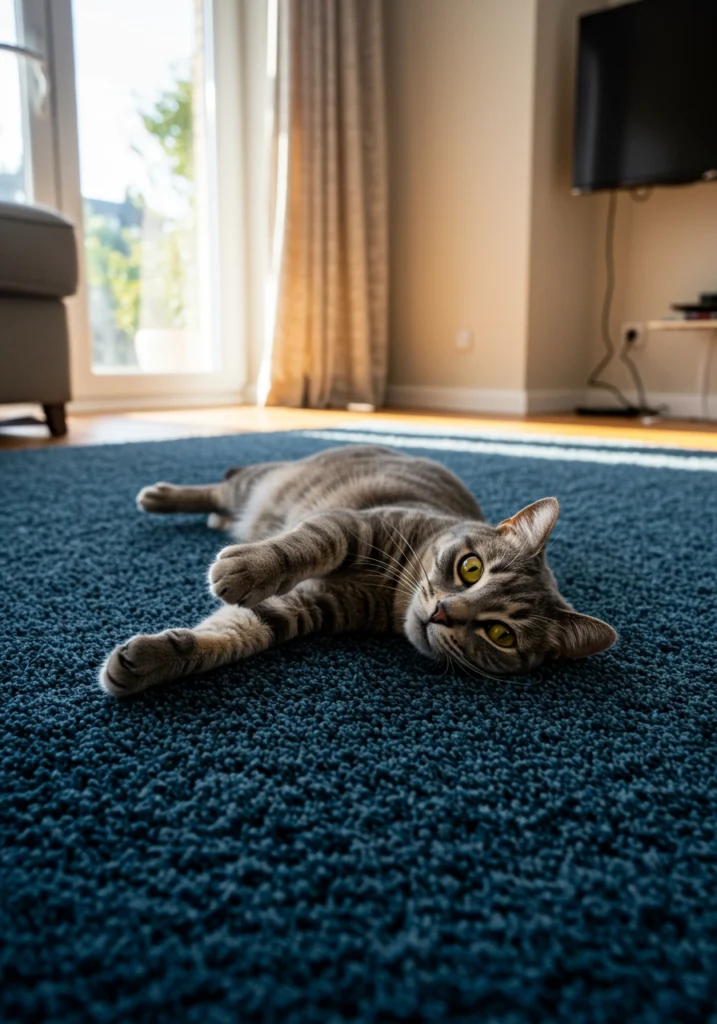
[579,189,661,418]
[586,191,634,409]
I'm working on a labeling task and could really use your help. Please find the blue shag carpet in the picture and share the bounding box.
[1,429,717,1023]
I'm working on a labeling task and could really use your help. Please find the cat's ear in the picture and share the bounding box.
[552,610,617,659]
[497,497,559,553]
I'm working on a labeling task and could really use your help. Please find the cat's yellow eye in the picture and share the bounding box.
[458,554,483,586]
[487,622,516,648]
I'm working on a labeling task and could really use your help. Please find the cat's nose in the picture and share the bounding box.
[430,601,453,627]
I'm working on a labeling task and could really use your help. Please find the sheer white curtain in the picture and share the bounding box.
[258,0,388,409]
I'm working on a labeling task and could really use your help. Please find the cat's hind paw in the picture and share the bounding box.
[136,482,179,513]
[207,513,233,531]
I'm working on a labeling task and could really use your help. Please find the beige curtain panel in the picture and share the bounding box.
[260,0,388,409]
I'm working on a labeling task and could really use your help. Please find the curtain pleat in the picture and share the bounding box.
[260,0,388,409]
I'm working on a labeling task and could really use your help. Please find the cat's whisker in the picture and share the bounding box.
[367,514,422,580]
[361,578,417,603]
[378,514,431,586]
[500,534,534,573]
[375,513,434,596]
[360,564,410,583]
[359,565,417,595]
[344,524,423,591]
[356,561,419,598]
[340,541,414,585]
[373,545,423,592]
[438,654,451,679]
[443,636,504,684]
[449,652,497,684]
[524,613,557,626]
[353,551,416,582]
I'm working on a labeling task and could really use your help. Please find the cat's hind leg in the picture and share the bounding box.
[137,480,230,515]
[135,465,252,523]
[137,464,277,528]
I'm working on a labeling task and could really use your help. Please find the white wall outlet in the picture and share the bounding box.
[621,321,645,349]
[455,328,474,351]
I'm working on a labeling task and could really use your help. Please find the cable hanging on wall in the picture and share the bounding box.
[577,190,660,419]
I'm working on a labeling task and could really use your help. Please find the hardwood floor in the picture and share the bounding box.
[2,402,717,451]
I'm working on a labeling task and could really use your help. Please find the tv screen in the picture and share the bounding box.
[573,0,717,193]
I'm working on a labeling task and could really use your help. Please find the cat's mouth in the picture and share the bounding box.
[406,608,436,657]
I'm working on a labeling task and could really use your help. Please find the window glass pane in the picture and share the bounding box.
[0,0,17,42]
[0,1,30,203]
[72,0,216,374]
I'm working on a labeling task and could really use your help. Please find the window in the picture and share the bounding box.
[0,0,31,202]
[73,0,217,375]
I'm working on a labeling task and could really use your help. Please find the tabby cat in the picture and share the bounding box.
[100,444,616,695]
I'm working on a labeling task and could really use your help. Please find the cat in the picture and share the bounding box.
[100,444,616,696]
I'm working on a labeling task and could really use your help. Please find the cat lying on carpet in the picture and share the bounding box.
[100,444,616,695]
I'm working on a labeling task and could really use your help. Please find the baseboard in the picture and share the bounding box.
[386,385,528,416]
[385,384,708,420]
[68,389,251,414]
[65,385,708,421]
[576,390,706,420]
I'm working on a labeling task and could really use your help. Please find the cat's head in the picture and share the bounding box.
[405,497,616,678]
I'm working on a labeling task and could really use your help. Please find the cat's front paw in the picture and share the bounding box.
[208,544,280,606]
[99,629,196,696]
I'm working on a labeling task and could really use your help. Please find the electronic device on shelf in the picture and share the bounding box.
[671,293,717,320]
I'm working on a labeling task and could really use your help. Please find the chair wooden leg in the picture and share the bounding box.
[43,403,67,437]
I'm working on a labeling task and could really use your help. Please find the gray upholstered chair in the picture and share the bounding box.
[0,202,78,436]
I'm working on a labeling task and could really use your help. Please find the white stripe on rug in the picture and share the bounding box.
[302,430,717,473]
[317,420,715,453]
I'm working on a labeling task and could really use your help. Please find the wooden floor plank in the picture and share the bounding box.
[2,403,717,451]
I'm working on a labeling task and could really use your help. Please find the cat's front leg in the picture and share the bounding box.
[99,606,272,696]
[208,510,373,606]
[208,540,294,606]
[99,581,393,696]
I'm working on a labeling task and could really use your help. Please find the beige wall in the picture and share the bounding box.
[590,185,717,409]
[385,0,538,400]
[525,0,601,399]
[385,0,603,411]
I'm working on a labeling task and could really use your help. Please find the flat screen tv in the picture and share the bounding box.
[573,0,717,193]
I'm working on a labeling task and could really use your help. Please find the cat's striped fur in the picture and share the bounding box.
[100,444,616,696]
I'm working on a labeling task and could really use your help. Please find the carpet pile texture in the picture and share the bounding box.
[1,429,716,1023]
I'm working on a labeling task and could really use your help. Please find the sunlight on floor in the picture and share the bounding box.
[2,402,717,451]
